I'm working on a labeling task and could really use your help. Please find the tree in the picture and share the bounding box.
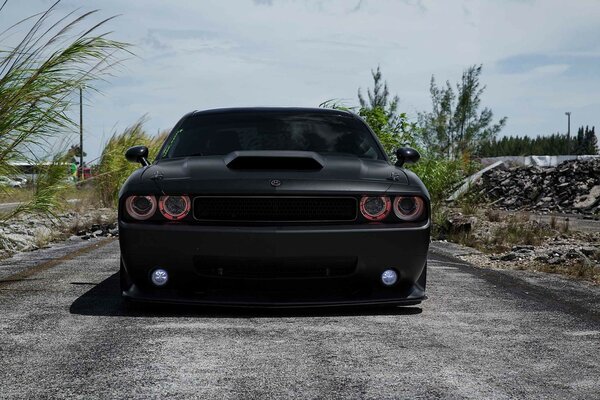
[416,77,454,157]
[575,126,586,155]
[67,144,87,164]
[357,66,415,156]
[320,67,465,211]
[584,126,598,155]
[477,127,598,157]
[418,65,506,159]
[358,66,398,110]
[321,66,415,157]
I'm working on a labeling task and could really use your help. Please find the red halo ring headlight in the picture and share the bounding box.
[393,196,425,221]
[159,195,191,220]
[359,196,391,221]
[125,195,157,220]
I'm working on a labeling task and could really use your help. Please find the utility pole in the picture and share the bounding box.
[79,86,83,180]
[565,111,571,155]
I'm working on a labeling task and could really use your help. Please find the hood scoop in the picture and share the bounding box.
[224,151,324,170]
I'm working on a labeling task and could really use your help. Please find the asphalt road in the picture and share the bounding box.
[0,199,80,214]
[1,239,599,399]
[0,201,20,213]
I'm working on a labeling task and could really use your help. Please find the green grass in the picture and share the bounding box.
[443,212,552,254]
[95,120,167,207]
[0,188,34,203]
[538,259,600,284]
[489,220,548,251]
[408,156,463,209]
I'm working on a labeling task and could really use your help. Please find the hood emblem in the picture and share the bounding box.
[270,179,281,187]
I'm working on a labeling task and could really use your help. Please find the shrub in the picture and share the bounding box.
[95,120,167,207]
[407,156,463,210]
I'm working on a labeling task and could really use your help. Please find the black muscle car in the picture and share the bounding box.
[119,107,430,307]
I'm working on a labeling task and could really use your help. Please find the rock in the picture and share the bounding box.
[547,257,563,265]
[566,249,583,259]
[92,230,103,236]
[574,185,600,210]
[500,252,518,261]
[512,245,535,253]
[444,214,477,235]
[580,247,598,257]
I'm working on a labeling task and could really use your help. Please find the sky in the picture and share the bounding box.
[3,0,600,162]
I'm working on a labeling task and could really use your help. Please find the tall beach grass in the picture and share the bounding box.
[0,0,128,219]
[95,120,167,207]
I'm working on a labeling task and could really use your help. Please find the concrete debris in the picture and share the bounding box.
[474,158,600,214]
[448,160,506,202]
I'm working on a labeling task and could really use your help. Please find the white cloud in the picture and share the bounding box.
[530,64,571,76]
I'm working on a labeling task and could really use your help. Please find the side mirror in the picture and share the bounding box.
[395,147,420,167]
[125,146,150,166]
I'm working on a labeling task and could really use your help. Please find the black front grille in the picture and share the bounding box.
[194,256,357,279]
[193,196,357,222]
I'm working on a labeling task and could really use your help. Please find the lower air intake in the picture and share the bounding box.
[194,257,357,279]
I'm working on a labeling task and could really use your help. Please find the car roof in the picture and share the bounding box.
[190,107,354,117]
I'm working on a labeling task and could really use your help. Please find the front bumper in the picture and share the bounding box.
[119,221,429,307]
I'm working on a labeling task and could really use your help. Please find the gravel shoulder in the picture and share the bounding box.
[0,240,599,399]
[0,206,117,260]
[430,241,600,318]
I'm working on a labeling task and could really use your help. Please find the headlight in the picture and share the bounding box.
[125,195,157,220]
[359,196,391,221]
[393,196,425,221]
[159,195,191,220]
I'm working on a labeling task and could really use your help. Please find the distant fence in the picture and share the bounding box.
[480,155,600,168]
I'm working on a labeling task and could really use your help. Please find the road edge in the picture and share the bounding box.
[429,240,600,322]
[0,237,116,286]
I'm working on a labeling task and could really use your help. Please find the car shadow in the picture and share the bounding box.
[69,273,423,318]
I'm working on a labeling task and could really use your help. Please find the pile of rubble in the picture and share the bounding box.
[475,158,600,214]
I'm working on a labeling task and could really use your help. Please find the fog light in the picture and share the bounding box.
[151,268,169,286]
[381,269,398,286]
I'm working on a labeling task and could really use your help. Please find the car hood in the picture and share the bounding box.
[126,151,410,195]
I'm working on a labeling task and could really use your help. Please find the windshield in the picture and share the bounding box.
[160,111,385,160]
